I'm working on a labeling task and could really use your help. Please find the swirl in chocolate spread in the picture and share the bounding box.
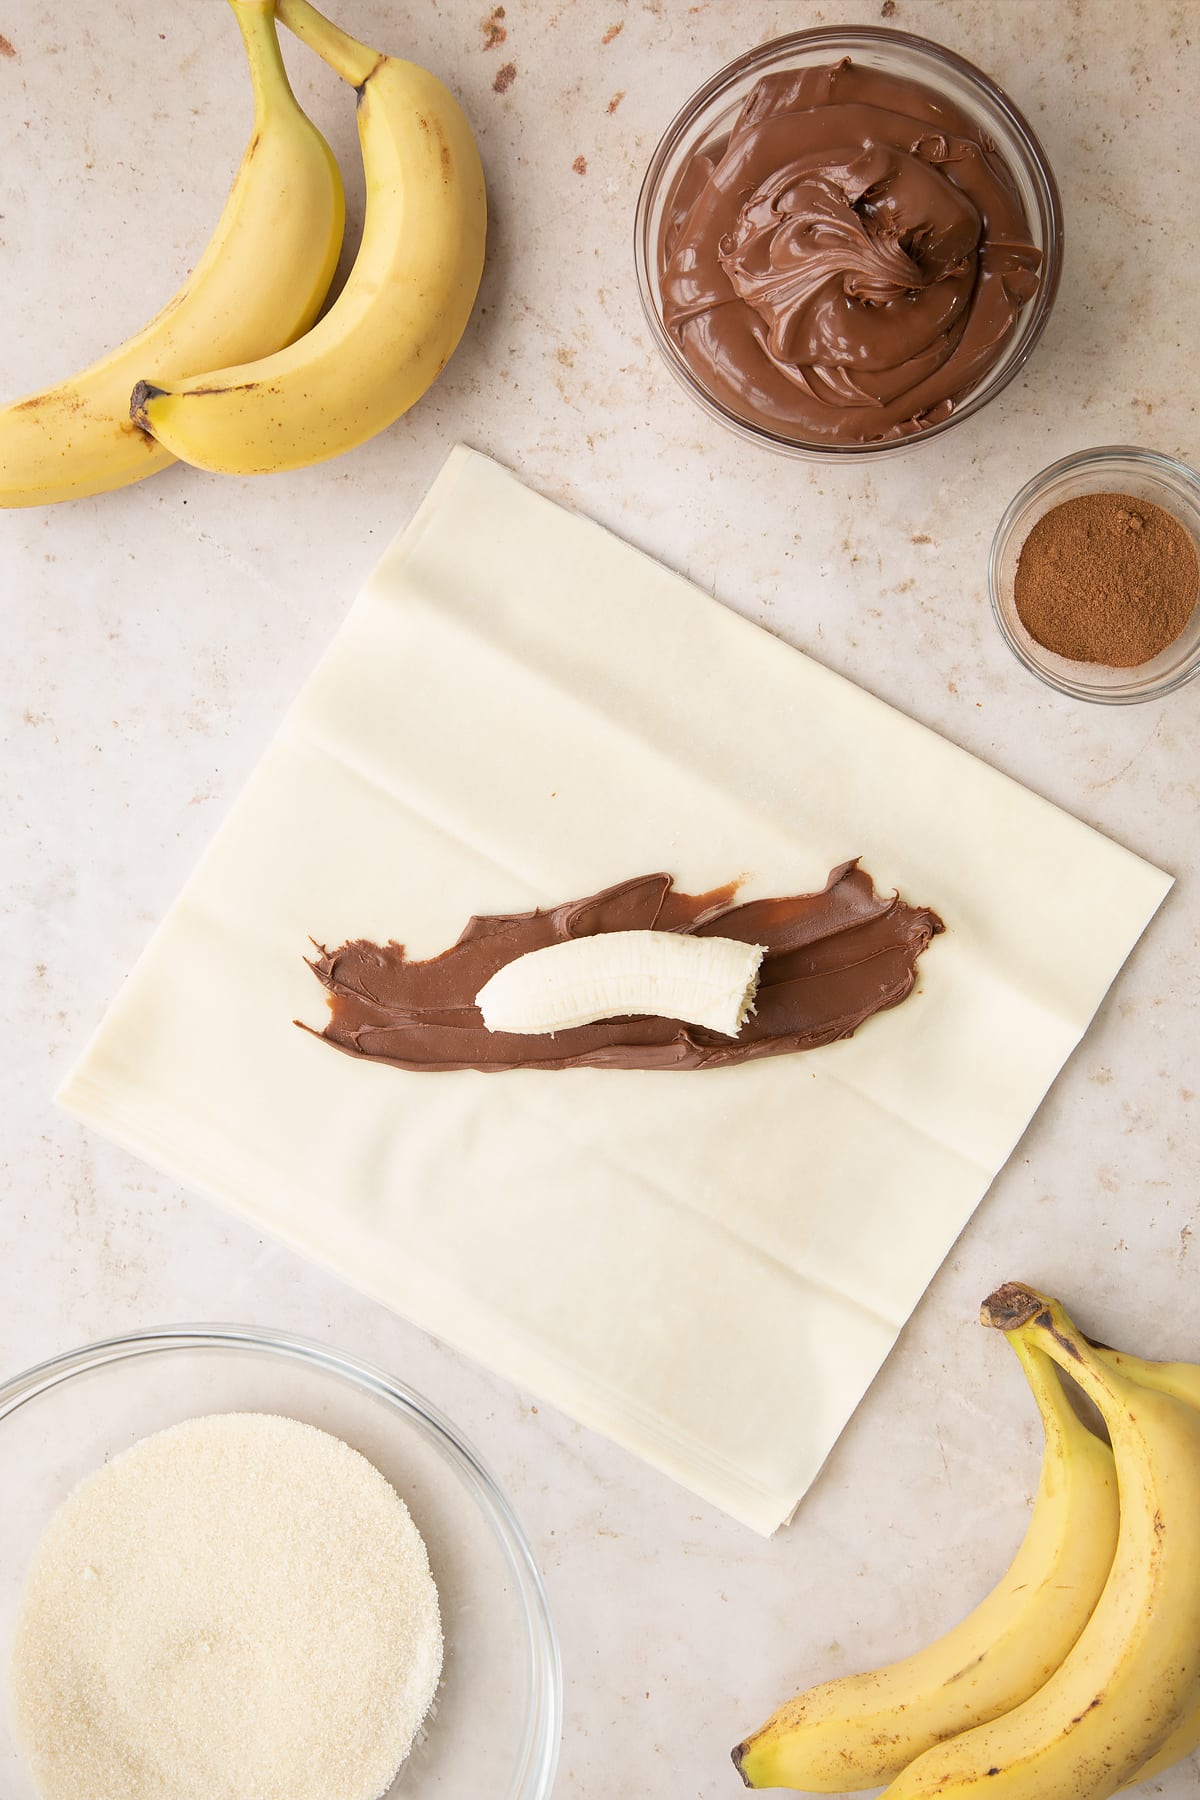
[659,59,1042,443]
[300,861,943,1072]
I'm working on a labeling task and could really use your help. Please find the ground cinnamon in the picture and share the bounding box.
[1013,491,1198,667]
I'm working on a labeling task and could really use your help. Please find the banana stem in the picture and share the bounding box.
[228,1,295,120]
[980,1281,1044,1333]
[274,0,384,88]
[982,1283,1125,1419]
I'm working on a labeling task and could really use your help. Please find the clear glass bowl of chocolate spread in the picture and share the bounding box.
[635,28,1062,459]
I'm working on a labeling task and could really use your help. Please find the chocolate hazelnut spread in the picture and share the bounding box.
[300,861,943,1072]
[659,58,1043,444]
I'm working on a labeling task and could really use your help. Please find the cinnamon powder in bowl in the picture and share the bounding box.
[990,446,1200,703]
[1014,492,1197,667]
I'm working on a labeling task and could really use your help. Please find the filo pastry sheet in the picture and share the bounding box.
[59,446,1171,1534]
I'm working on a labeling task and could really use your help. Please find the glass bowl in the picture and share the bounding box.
[0,1325,561,1800]
[634,26,1062,461]
[989,446,1200,703]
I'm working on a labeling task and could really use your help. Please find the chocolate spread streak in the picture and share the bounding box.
[301,861,943,1073]
[659,59,1042,443]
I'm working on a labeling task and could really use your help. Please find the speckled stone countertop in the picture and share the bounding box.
[1,1,1198,1794]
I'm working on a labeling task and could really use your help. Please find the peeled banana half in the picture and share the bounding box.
[476,931,765,1037]
[0,0,345,508]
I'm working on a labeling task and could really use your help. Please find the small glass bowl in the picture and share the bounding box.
[634,26,1062,461]
[989,446,1200,703]
[0,1326,561,1800]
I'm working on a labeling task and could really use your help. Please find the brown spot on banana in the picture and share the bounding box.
[1028,1307,1086,1361]
[353,54,387,103]
[131,379,266,433]
[174,383,262,397]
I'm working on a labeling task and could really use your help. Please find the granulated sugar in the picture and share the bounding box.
[9,1413,443,1800]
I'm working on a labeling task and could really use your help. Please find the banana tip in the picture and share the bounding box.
[730,1742,753,1788]
[129,380,165,430]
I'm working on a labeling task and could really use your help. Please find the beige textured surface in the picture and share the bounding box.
[58,446,1168,1531]
[2,0,1198,1790]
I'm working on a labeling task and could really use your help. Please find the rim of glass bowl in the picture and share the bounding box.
[0,1322,563,1800]
[988,444,1200,704]
[633,25,1064,461]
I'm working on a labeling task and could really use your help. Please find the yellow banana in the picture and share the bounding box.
[130,0,486,475]
[0,1,344,508]
[1094,1346,1200,1789]
[733,1336,1119,1791]
[879,1285,1200,1800]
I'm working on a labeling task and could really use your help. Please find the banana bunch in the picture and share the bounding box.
[734,1283,1200,1799]
[0,0,485,507]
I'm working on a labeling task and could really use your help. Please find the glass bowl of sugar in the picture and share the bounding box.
[0,1325,561,1800]
[989,445,1200,703]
